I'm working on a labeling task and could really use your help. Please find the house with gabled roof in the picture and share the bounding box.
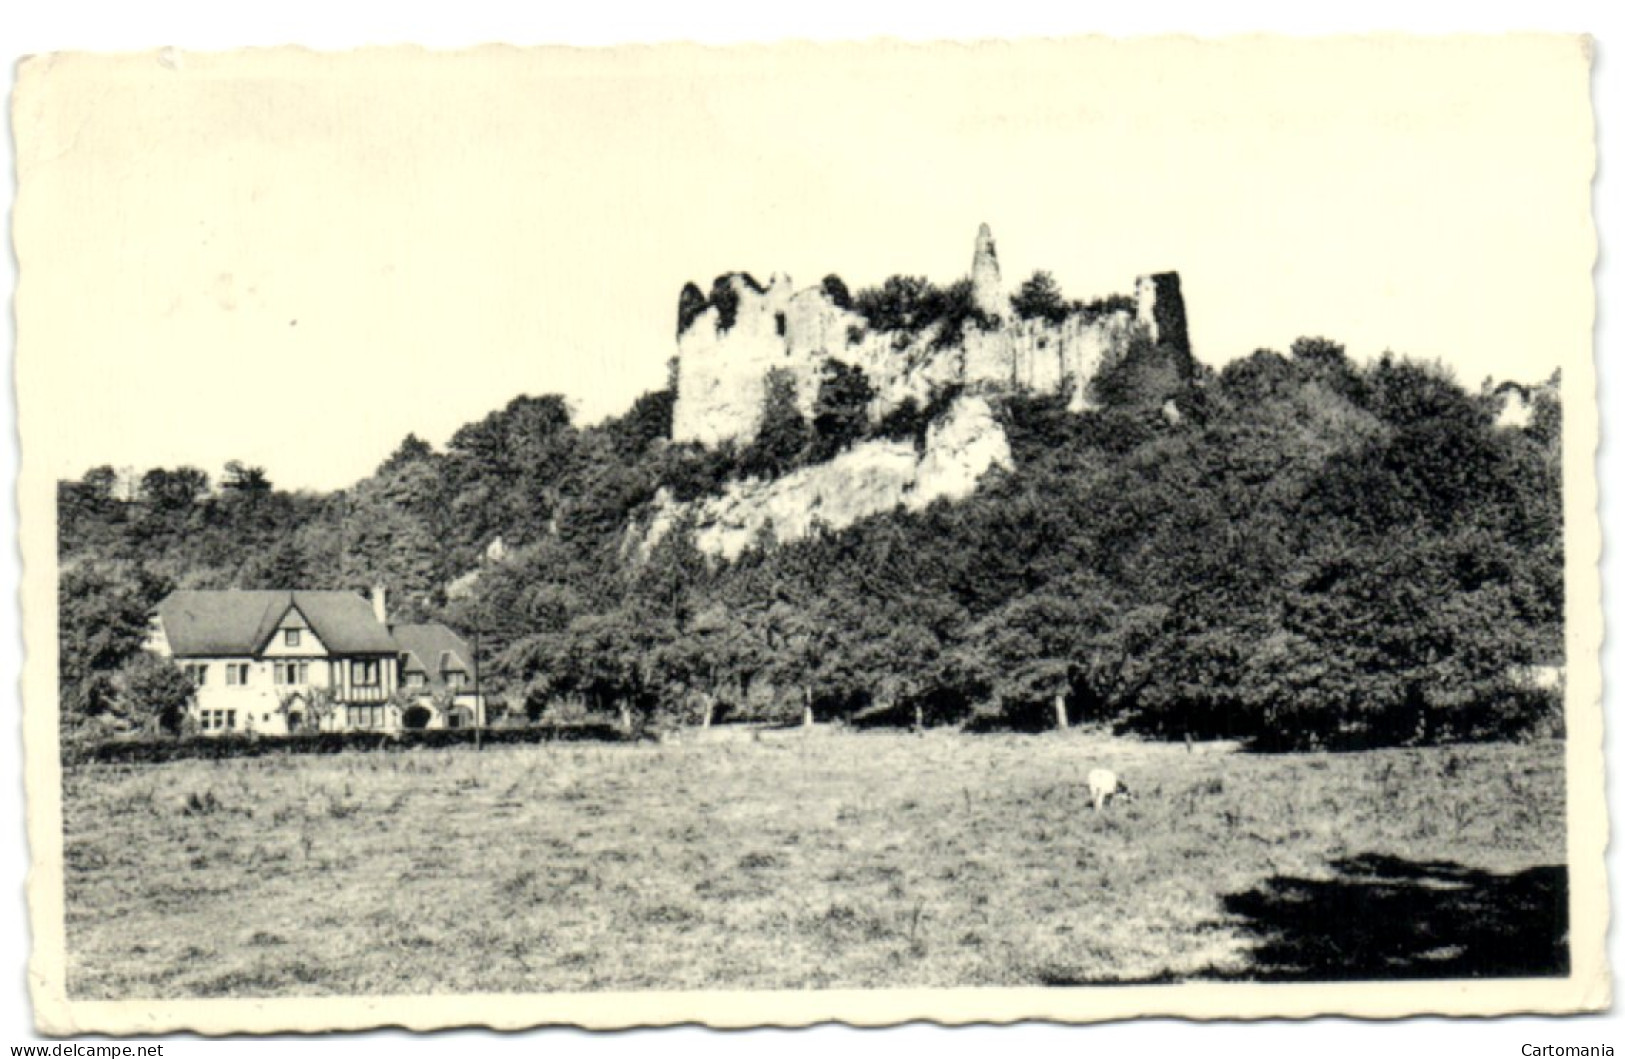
[145,587,484,735]
[390,622,483,729]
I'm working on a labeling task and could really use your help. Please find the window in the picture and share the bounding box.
[349,704,385,729]
[404,672,426,688]
[275,661,310,685]
[225,663,249,686]
[284,628,301,648]
[225,710,237,730]
[445,671,467,688]
[351,660,381,687]
[184,664,208,687]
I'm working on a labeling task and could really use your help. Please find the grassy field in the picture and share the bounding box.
[60,730,1567,998]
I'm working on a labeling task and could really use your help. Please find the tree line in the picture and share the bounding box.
[59,279,1563,751]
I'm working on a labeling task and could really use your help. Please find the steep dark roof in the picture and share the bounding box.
[392,623,476,693]
[156,590,397,657]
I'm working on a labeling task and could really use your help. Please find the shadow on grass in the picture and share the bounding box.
[1219,853,1568,981]
[1038,853,1566,987]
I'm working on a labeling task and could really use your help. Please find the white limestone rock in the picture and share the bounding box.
[645,395,1012,560]
[911,395,1013,509]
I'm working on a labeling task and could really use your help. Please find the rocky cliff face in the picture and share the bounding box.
[645,395,1012,560]
[657,226,1190,558]
[670,226,1190,447]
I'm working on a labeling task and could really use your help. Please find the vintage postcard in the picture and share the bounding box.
[14,36,1603,1034]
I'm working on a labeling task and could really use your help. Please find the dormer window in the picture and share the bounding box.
[284,629,301,648]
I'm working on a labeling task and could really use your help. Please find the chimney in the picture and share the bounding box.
[370,585,388,626]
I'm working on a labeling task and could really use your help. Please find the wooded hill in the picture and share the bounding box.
[58,277,1564,751]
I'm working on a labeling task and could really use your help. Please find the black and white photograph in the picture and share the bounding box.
[12,30,1605,1035]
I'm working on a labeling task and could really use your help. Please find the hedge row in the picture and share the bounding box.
[66,723,629,766]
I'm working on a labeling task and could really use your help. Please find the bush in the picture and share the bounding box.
[927,278,999,351]
[822,274,853,311]
[114,653,196,735]
[65,723,629,767]
[1011,270,1068,324]
[807,360,876,463]
[676,283,707,337]
[1072,293,1136,321]
[877,384,965,451]
[657,440,743,502]
[1087,330,1187,409]
[875,398,929,448]
[853,275,937,333]
[738,369,810,480]
[709,277,741,334]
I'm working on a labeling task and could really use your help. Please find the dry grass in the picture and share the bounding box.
[60,731,1565,998]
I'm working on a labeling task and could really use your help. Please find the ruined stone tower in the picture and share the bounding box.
[970,222,1006,318]
[1134,272,1192,359]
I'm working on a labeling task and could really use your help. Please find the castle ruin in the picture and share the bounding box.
[670,225,1191,448]
[643,227,1195,559]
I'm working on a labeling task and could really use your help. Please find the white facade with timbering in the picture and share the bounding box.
[145,588,480,736]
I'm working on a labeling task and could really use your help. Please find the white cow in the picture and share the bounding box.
[1087,768,1131,811]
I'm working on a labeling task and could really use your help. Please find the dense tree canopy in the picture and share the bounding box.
[59,327,1564,749]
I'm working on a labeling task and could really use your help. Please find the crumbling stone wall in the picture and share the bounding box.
[670,226,1191,447]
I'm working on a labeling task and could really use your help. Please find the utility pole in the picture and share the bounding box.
[472,623,483,752]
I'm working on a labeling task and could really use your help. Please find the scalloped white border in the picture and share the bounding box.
[11,32,1609,1038]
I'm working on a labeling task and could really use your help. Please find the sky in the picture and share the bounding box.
[15,35,1596,492]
